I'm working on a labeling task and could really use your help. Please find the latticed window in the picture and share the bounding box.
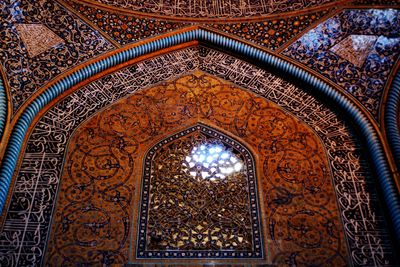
[137,124,263,259]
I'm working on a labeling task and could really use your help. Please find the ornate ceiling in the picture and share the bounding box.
[70,0,340,20]
[0,1,399,266]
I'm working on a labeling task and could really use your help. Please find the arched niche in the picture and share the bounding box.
[45,71,347,266]
[137,124,262,259]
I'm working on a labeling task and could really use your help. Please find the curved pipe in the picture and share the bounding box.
[0,28,399,242]
[0,76,6,141]
[386,72,400,177]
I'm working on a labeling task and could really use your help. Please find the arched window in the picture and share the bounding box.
[137,124,263,259]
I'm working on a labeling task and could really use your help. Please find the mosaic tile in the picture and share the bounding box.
[65,0,189,46]
[65,0,330,49]
[45,72,344,265]
[354,0,400,5]
[330,34,378,68]
[211,9,330,50]
[283,9,400,119]
[0,47,395,266]
[0,0,115,114]
[74,0,338,19]
[15,23,65,58]
[46,72,348,264]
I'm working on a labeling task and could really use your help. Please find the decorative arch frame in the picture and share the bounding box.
[136,123,263,259]
[0,26,399,245]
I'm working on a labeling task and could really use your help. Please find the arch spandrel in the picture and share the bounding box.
[45,71,348,266]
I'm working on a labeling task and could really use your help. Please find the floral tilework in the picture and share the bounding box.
[72,0,337,19]
[211,9,331,51]
[64,0,189,46]
[282,9,400,119]
[65,0,331,51]
[0,0,115,114]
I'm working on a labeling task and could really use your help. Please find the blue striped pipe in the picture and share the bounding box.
[386,72,400,175]
[0,77,6,141]
[0,29,399,242]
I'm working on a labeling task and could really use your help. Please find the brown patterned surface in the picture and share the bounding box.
[64,0,329,50]
[210,9,330,51]
[46,72,348,265]
[64,0,189,46]
[354,0,400,5]
[71,0,338,20]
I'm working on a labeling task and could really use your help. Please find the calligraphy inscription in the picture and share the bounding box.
[0,47,393,266]
[46,72,346,265]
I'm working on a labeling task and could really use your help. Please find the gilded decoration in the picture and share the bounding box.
[211,9,330,51]
[64,0,189,46]
[46,72,347,265]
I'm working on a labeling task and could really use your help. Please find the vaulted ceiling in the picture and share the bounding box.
[0,1,399,266]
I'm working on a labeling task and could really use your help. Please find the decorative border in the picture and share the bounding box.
[386,71,400,175]
[137,124,263,259]
[0,28,399,244]
[0,76,6,141]
[67,0,347,22]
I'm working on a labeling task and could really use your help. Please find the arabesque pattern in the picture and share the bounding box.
[75,0,337,19]
[65,0,328,50]
[283,9,400,118]
[0,46,394,266]
[46,72,346,265]
[65,0,189,46]
[211,9,329,50]
[0,0,114,113]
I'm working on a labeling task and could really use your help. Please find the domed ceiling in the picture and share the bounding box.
[0,1,399,266]
[72,0,341,20]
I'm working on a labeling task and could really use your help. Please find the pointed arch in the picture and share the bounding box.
[44,72,347,265]
[0,27,398,247]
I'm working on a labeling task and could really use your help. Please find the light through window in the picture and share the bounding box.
[183,143,243,180]
[137,125,263,259]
